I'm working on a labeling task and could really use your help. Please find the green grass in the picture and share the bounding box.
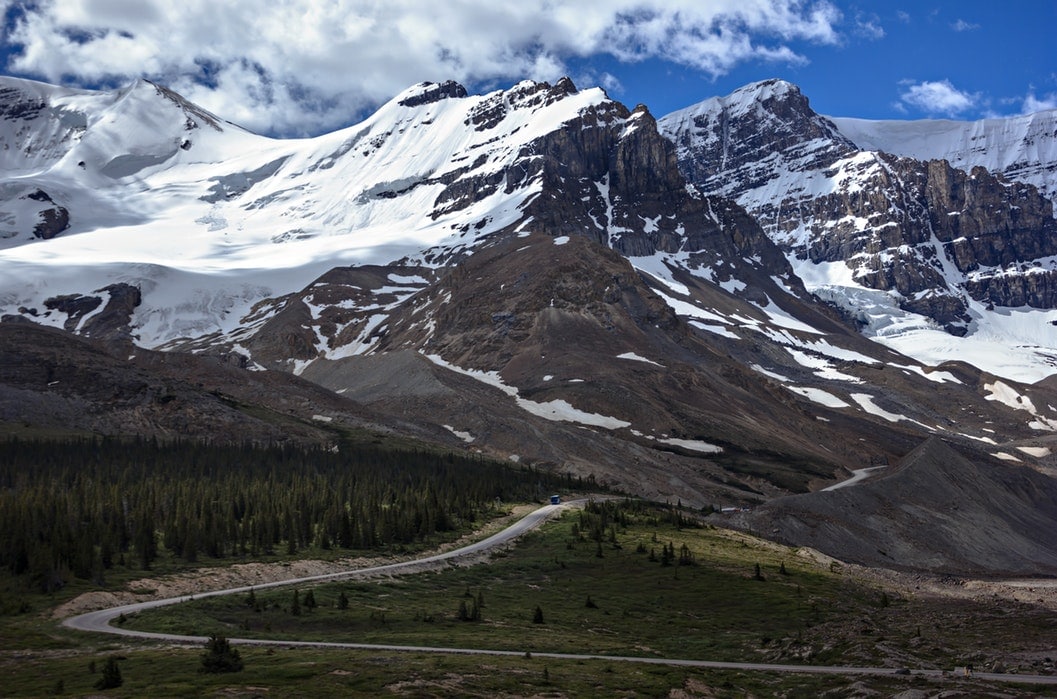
[1,645,1035,698]
[4,501,1056,696]
[127,517,839,661]
[123,504,1057,673]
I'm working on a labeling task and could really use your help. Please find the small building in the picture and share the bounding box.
[549,495,561,505]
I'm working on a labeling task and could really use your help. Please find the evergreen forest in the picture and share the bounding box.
[0,437,579,594]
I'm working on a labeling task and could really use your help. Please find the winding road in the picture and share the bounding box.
[62,500,1057,687]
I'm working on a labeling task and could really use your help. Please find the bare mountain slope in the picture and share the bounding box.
[728,437,1057,576]
[0,320,423,444]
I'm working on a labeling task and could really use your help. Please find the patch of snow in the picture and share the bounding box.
[1016,446,1051,457]
[851,393,913,424]
[984,380,1057,431]
[443,425,475,443]
[785,348,862,383]
[756,296,823,334]
[750,364,791,382]
[422,353,630,429]
[689,321,739,339]
[388,273,428,284]
[617,352,664,367]
[787,386,850,408]
[993,452,1023,462]
[890,363,962,384]
[718,277,746,294]
[655,437,723,454]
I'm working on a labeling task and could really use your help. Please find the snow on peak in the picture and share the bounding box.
[660,78,801,125]
[829,109,1057,200]
[0,77,619,347]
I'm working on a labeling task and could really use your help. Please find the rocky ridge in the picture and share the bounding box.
[658,79,1057,335]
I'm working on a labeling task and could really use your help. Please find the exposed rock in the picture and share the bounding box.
[82,283,142,342]
[24,188,71,240]
[659,80,1057,333]
[398,80,468,108]
[41,284,141,341]
[43,294,102,332]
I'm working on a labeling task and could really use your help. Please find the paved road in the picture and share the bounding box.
[62,500,1057,687]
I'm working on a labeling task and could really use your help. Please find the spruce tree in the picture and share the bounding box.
[94,657,122,689]
[200,635,244,673]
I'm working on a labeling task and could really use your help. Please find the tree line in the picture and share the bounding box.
[0,436,581,593]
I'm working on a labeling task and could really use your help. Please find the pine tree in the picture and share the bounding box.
[200,635,244,673]
[94,657,122,689]
[532,605,544,624]
[303,589,317,610]
[291,589,302,616]
[337,591,349,610]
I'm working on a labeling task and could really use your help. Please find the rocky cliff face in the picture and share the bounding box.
[659,80,1057,334]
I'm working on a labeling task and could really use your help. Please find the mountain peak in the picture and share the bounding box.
[397,80,469,108]
[733,77,800,99]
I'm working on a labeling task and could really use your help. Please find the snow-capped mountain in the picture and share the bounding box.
[3,75,1057,510]
[831,110,1057,201]
[659,79,1057,382]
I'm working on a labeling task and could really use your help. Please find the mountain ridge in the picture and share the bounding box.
[1,74,1056,528]
[658,78,1057,382]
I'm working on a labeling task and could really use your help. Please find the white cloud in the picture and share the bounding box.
[1,0,843,136]
[1023,92,1057,114]
[899,79,978,116]
[853,12,884,40]
[951,19,980,32]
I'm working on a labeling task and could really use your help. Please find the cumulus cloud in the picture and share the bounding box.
[950,19,979,32]
[1023,92,1057,114]
[1,0,842,136]
[899,79,978,116]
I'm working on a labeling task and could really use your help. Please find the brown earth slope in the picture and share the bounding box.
[726,437,1057,576]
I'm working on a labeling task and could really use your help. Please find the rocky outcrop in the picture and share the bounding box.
[24,189,70,240]
[41,283,141,342]
[922,163,1057,271]
[398,80,468,108]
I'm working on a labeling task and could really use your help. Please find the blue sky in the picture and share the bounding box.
[0,1,1053,137]
[604,3,1057,120]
